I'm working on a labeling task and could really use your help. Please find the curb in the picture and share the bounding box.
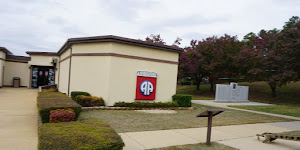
[82,106,195,111]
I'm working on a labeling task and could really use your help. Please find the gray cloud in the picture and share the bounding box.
[0,0,299,56]
[141,15,230,33]
[48,17,65,25]
[99,0,159,21]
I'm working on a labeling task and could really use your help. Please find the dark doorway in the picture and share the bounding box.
[31,66,55,88]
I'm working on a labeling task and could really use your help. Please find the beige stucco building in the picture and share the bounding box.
[0,35,182,106]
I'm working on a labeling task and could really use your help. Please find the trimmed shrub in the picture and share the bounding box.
[71,91,91,100]
[172,94,193,107]
[114,101,179,108]
[180,81,191,85]
[39,120,124,150]
[49,108,75,123]
[75,95,105,107]
[47,88,57,92]
[38,90,82,123]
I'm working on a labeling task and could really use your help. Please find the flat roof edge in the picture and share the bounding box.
[26,51,57,56]
[6,55,31,61]
[0,47,13,55]
[57,35,183,55]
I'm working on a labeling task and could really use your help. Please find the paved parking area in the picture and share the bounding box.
[0,87,38,150]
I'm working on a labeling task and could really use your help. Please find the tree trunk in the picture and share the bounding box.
[195,75,202,91]
[210,81,214,92]
[268,83,276,97]
[271,85,276,97]
[196,82,200,90]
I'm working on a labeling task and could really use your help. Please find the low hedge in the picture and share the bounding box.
[172,94,192,107]
[71,91,91,100]
[49,108,75,123]
[76,95,105,107]
[39,120,124,150]
[114,101,179,108]
[38,90,82,123]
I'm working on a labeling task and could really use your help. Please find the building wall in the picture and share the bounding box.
[67,43,112,97]
[58,48,71,94]
[60,48,71,60]
[69,56,111,99]
[72,42,112,53]
[28,55,58,66]
[3,61,30,87]
[0,51,5,86]
[107,56,178,106]
[111,42,179,62]
[109,43,179,105]
[64,42,179,106]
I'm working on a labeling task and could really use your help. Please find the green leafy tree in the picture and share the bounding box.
[145,34,166,45]
[283,16,300,30]
[281,21,300,79]
[243,32,256,46]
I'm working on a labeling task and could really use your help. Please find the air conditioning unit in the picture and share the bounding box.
[52,58,57,64]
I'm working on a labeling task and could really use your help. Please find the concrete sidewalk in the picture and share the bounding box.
[0,87,38,150]
[119,121,300,150]
[192,100,300,120]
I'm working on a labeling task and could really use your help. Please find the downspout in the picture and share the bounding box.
[29,66,32,88]
[67,47,73,96]
[57,55,61,90]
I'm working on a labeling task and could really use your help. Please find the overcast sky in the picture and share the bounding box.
[0,0,299,56]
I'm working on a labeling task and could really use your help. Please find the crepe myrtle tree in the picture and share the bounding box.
[179,35,243,91]
[199,34,243,92]
[240,33,298,97]
[178,40,204,90]
[240,16,299,97]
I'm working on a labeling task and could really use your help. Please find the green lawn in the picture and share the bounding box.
[150,142,238,150]
[229,105,300,117]
[78,104,292,133]
[177,81,300,117]
[176,84,215,100]
[176,81,300,105]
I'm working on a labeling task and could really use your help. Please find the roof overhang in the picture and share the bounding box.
[57,35,183,55]
[6,55,31,61]
[0,47,13,55]
[26,51,57,56]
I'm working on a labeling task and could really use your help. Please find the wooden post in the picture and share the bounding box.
[206,111,213,146]
[196,109,225,146]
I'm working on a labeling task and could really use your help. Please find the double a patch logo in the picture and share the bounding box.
[135,71,157,100]
[140,80,154,96]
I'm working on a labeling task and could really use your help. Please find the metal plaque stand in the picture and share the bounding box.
[197,109,225,145]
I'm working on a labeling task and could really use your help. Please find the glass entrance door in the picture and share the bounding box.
[31,66,55,88]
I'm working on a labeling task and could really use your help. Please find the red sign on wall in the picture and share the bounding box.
[135,71,157,100]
